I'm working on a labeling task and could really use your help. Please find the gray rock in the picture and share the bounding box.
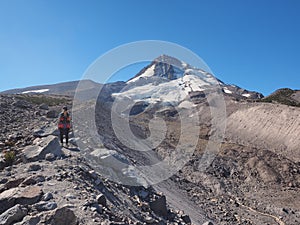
[202,222,214,225]
[94,178,102,186]
[1,178,25,191]
[68,138,78,147]
[42,192,53,201]
[0,186,42,213]
[23,136,62,162]
[21,175,45,186]
[0,178,8,185]
[33,201,57,211]
[13,215,40,225]
[45,206,78,225]
[46,110,58,119]
[45,153,55,161]
[0,204,28,225]
[27,164,41,172]
[39,104,49,110]
[33,126,59,138]
[149,195,168,217]
[138,190,149,199]
[16,186,43,205]
[0,158,5,171]
[181,214,191,224]
[65,193,76,200]
[91,203,103,214]
[96,194,107,207]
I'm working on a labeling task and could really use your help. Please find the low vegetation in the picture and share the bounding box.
[4,150,16,165]
[16,94,70,106]
[259,88,300,107]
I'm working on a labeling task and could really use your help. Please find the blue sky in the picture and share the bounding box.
[0,0,299,95]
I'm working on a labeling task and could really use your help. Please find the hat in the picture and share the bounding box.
[63,106,68,110]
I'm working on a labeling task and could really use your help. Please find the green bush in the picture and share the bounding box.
[4,151,16,165]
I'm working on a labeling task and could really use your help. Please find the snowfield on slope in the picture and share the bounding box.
[114,73,219,106]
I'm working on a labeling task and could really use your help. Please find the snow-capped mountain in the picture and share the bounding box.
[112,55,263,113]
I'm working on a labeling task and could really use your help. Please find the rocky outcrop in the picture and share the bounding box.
[0,204,28,225]
[0,186,43,214]
[44,207,78,225]
[149,195,168,217]
[22,135,62,162]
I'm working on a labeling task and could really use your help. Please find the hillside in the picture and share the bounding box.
[260,88,300,107]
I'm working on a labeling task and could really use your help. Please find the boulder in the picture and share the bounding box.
[13,215,40,225]
[45,153,55,161]
[96,194,107,207]
[149,195,168,217]
[45,207,78,225]
[0,158,5,171]
[41,193,53,201]
[20,175,45,186]
[39,104,49,110]
[90,203,103,214]
[0,188,18,214]
[0,204,28,225]
[27,164,41,172]
[46,110,58,119]
[0,186,43,213]
[33,126,59,138]
[0,178,25,192]
[16,186,43,205]
[202,222,214,225]
[181,214,191,224]
[33,201,57,212]
[23,136,62,162]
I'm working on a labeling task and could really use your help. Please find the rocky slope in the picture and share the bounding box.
[0,94,199,225]
[1,56,300,225]
[93,91,300,225]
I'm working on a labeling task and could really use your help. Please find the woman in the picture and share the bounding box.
[58,106,71,147]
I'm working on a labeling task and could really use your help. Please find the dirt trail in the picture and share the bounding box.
[235,199,286,225]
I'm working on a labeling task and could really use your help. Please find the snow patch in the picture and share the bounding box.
[242,93,251,98]
[127,64,155,83]
[178,100,195,109]
[223,88,232,94]
[114,74,216,106]
[22,89,49,94]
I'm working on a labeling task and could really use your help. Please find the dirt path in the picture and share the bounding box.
[235,199,286,225]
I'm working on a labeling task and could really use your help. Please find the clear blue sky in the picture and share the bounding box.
[0,0,299,95]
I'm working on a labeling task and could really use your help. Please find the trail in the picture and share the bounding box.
[235,199,286,225]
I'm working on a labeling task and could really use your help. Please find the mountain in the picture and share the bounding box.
[1,79,101,96]
[0,55,299,225]
[124,55,263,103]
[260,88,300,107]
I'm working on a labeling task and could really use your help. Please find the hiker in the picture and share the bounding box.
[58,106,71,147]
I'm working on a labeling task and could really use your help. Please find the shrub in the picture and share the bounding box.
[4,150,16,165]
[16,94,70,106]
